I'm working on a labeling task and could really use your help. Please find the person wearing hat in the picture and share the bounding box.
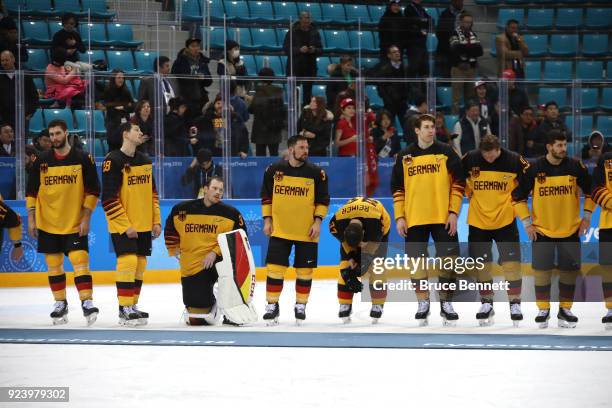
[181,148,223,198]
[502,69,530,117]
[378,0,405,60]
[171,37,212,122]
[582,130,611,162]
[0,17,28,68]
[52,13,85,63]
[217,39,249,98]
[335,98,358,157]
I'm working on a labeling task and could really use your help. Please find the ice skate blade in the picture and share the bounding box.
[136,318,148,326]
[341,316,351,324]
[442,319,457,327]
[118,319,139,327]
[558,320,577,329]
[512,320,520,328]
[85,312,98,327]
[265,318,279,326]
[295,319,304,326]
[371,318,379,325]
[52,316,68,325]
[537,321,549,329]
[605,323,612,331]
[478,317,494,327]
[417,318,429,327]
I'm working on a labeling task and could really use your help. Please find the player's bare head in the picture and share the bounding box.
[546,130,567,160]
[204,176,224,204]
[288,135,309,163]
[120,122,144,146]
[479,134,501,163]
[414,114,435,143]
[47,119,68,149]
[345,220,364,247]
[0,123,14,145]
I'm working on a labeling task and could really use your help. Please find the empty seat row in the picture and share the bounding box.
[28,108,106,137]
[498,7,611,29]
[524,60,609,81]
[5,0,114,18]
[21,20,142,48]
[25,48,158,73]
[491,33,610,57]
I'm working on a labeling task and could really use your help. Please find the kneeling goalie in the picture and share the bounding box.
[329,197,391,323]
[164,176,257,326]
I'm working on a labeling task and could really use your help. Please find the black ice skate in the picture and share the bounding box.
[510,301,523,327]
[535,309,550,329]
[132,305,149,326]
[415,300,430,326]
[50,300,68,325]
[118,306,140,327]
[370,304,383,324]
[476,300,495,327]
[81,299,98,327]
[338,304,352,324]
[440,301,459,327]
[557,308,578,329]
[222,316,242,326]
[602,309,612,330]
[263,303,279,326]
[294,303,306,326]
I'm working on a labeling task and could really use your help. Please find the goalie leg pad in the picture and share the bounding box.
[185,304,219,325]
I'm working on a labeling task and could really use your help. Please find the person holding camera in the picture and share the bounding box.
[181,148,223,198]
[582,131,611,163]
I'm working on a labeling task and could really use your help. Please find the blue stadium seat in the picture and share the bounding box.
[320,3,347,25]
[79,23,111,47]
[93,110,106,136]
[437,86,452,111]
[444,114,459,132]
[602,88,612,111]
[250,28,280,51]
[296,3,323,22]
[544,61,573,81]
[526,9,553,29]
[223,0,254,22]
[247,1,278,23]
[505,0,529,4]
[490,34,497,57]
[368,5,386,23]
[538,87,568,109]
[81,0,115,18]
[425,8,439,26]
[524,34,547,57]
[497,9,524,29]
[107,51,137,73]
[475,0,500,4]
[79,50,106,65]
[227,27,252,48]
[348,31,376,53]
[576,61,603,81]
[316,56,331,77]
[358,57,379,71]
[555,8,582,30]
[525,60,541,81]
[181,0,201,21]
[107,24,143,48]
[240,54,257,75]
[25,49,48,71]
[427,33,437,53]
[134,51,158,73]
[598,116,612,137]
[26,0,54,16]
[273,2,299,23]
[311,84,326,98]
[585,8,611,29]
[4,0,27,13]
[366,85,383,109]
[323,30,352,52]
[275,27,289,48]
[94,139,107,157]
[54,0,84,15]
[206,26,225,49]
[565,115,593,138]
[582,34,609,57]
[254,55,283,77]
[345,4,371,25]
[44,109,76,131]
[127,80,139,100]
[72,109,90,135]
[549,34,578,57]
[579,88,598,111]
[28,109,44,136]
[22,20,50,45]
[533,0,555,3]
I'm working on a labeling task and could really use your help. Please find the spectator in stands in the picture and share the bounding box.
[181,148,223,198]
[171,37,212,122]
[404,0,431,79]
[138,56,176,114]
[0,17,27,67]
[0,122,14,156]
[326,55,358,110]
[103,69,135,151]
[582,131,611,162]
[297,95,334,157]
[249,68,285,157]
[0,50,38,128]
[502,69,529,117]
[435,0,463,78]
[25,144,38,178]
[473,81,496,122]
[496,19,528,79]
[435,111,452,143]
[229,80,249,124]
[375,45,409,136]
[34,130,52,153]
[403,95,428,145]
[217,40,249,98]
[283,11,322,105]
[164,96,189,157]
[378,0,404,60]
[452,99,491,156]
[52,13,85,64]
[372,109,401,158]
[45,47,87,108]
[449,12,483,114]
[527,101,572,158]
[131,100,154,155]
[335,98,358,157]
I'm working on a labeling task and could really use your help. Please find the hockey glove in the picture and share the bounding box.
[340,267,363,293]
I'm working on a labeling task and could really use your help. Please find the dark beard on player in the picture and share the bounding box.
[52,139,66,149]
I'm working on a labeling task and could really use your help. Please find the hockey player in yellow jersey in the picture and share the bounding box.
[165,176,247,326]
[102,122,162,326]
[512,130,594,329]
[0,194,24,262]
[463,135,529,327]
[261,135,330,325]
[391,113,465,326]
[329,197,391,323]
[588,150,612,329]
[26,119,100,326]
